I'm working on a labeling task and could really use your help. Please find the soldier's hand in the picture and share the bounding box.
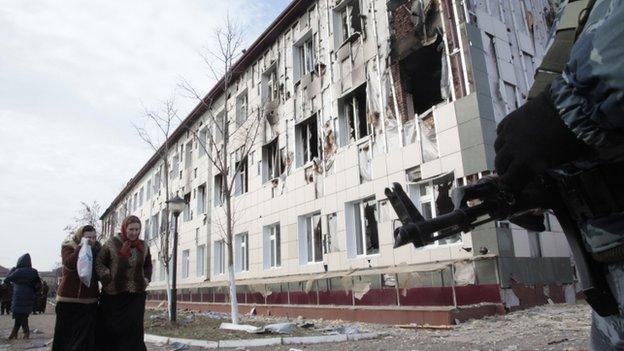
[494,88,589,195]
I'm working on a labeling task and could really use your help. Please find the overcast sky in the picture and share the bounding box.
[0,0,290,271]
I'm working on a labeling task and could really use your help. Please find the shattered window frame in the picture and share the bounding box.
[196,183,206,214]
[234,157,248,196]
[236,90,248,127]
[298,34,317,77]
[335,0,362,46]
[262,138,283,183]
[295,114,319,168]
[263,66,279,104]
[185,140,193,169]
[213,173,225,207]
[353,197,379,256]
[198,127,208,157]
[324,212,338,254]
[304,212,323,263]
[339,84,369,145]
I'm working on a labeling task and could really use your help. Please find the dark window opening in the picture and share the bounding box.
[296,115,319,167]
[262,139,284,182]
[399,37,445,115]
[339,84,368,145]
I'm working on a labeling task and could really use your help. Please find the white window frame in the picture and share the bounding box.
[235,232,249,273]
[197,184,206,214]
[269,224,281,268]
[351,197,379,257]
[306,213,323,263]
[214,240,225,275]
[196,244,205,277]
[181,249,190,278]
[296,115,319,167]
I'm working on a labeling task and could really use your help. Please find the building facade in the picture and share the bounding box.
[101,0,575,322]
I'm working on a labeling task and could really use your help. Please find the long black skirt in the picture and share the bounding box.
[52,302,97,351]
[96,292,147,351]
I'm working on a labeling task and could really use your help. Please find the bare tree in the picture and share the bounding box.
[179,15,261,324]
[64,201,103,239]
[132,98,177,323]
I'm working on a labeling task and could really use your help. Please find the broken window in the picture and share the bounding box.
[399,37,445,118]
[262,66,279,104]
[295,34,317,80]
[358,142,372,183]
[300,212,323,263]
[334,0,362,46]
[236,91,248,127]
[352,197,379,256]
[170,153,180,178]
[419,109,439,162]
[295,115,319,167]
[182,192,191,222]
[185,140,193,169]
[146,180,152,199]
[263,223,281,269]
[214,173,224,206]
[151,213,159,238]
[262,139,284,182]
[214,112,225,144]
[196,184,206,214]
[234,157,248,196]
[139,187,144,207]
[324,212,338,253]
[339,84,368,146]
[234,232,249,273]
[153,169,161,193]
[407,172,459,245]
[144,218,150,241]
[198,127,208,157]
[213,240,225,275]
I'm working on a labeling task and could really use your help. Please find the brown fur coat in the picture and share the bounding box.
[95,235,152,295]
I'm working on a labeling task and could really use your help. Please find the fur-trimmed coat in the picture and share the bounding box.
[95,235,152,295]
[56,239,101,303]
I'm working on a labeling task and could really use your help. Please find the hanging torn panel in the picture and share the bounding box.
[358,143,372,183]
[322,120,336,174]
[419,108,439,162]
[366,61,384,156]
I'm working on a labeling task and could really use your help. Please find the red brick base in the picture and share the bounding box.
[146,300,505,326]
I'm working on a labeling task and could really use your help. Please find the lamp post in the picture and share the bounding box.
[167,195,186,323]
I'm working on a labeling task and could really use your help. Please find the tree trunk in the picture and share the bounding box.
[225,192,239,324]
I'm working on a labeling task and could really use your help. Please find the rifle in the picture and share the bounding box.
[385,168,619,316]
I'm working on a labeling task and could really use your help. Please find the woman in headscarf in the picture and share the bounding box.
[95,215,152,351]
[52,225,100,351]
[5,253,40,340]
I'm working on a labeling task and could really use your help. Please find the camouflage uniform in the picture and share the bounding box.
[549,0,624,348]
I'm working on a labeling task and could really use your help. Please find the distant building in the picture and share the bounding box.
[101,0,574,324]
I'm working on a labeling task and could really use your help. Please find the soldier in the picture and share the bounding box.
[494,0,624,349]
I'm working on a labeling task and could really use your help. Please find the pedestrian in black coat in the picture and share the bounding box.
[5,253,40,339]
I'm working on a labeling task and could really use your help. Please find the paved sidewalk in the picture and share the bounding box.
[0,303,184,351]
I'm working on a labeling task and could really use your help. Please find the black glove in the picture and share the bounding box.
[494,89,589,231]
[494,88,590,194]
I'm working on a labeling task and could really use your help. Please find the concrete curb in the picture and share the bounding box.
[144,332,379,349]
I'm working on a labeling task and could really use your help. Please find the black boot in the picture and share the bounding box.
[7,326,18,340]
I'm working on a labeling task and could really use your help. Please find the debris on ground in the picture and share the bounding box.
[264,323,296,334]
[396,324,454,330]
[220,322,264,334]
[169,341,190,350]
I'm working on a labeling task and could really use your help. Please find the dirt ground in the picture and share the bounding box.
[0,302,592,350]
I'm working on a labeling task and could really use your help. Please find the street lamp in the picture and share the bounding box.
[168,195,186,323]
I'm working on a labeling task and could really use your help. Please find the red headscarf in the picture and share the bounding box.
[119,215,145,259]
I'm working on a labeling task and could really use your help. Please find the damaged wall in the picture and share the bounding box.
[103,0,572,293]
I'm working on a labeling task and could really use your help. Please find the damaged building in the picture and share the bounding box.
[101,0,575,324]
